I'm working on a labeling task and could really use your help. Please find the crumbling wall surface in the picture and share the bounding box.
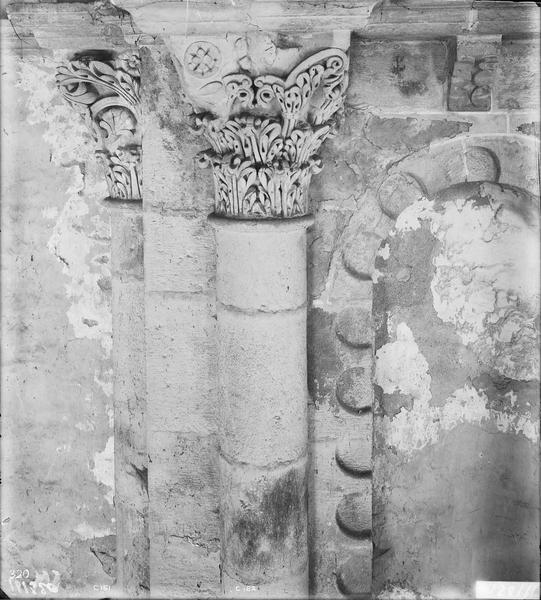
[0,50,116,596]
[373,181,539,598]
[308,34,539,598]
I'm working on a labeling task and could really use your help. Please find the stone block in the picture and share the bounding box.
[220,457,308,592]
[144,212,215,294]
[109,207,144,280]
[348,39,449,111]
[496,38,540,110]
[146,293,217,435]
[213,218,310,312]
[217,305,307,465]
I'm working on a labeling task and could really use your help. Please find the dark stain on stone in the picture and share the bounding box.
[364,116,470,152]
[381,391,415,418]
[472,373,539,416]
[89,535,116,578]
[391,54,406,77]
[132,463,148,494]
[307,307,341,406]
[398,79,428,97]
[229,469,306,573]
[380,228,437,308]
[390,53,428,97]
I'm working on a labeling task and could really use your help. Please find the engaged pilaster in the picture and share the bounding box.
[56,50,148,597]
[177,32,351,597]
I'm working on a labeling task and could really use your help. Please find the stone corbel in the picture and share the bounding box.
[56,50,142,200]
[448,35,502,112]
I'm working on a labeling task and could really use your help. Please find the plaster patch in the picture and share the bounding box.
[377,243,390,260]
[390,185,539,380]
[17,56,113,355]
[16,56,94,166]
[394,197,436,232]
[375,322,431,402]
[429,186,539,380]
[381,383,538,457]
[376,323,538,456]
[73,522,113,540]
[91,437,114,506]
[47,170,112,355]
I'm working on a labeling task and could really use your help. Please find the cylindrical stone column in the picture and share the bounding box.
[211,216,313,598]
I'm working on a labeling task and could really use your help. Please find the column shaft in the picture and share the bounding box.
[110,203,149,596]
[211,216,312,598]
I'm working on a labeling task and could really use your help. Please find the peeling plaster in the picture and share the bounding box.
[375,322,539,456]
[18,57,113,356]
[16,56,93,166]
[73,522,114,540]
[47,170,112,354]
[375,322,431,402]
[393,185,540,381]
[91,436,115,506]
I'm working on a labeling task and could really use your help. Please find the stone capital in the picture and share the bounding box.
[56,50,142,201]
[171,32,351,219]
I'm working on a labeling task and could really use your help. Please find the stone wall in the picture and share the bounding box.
[1,15,539,600]
[1,51,116,596]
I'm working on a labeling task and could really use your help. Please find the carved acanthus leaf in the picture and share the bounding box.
[197,48,349,219]
[56,51,142,201]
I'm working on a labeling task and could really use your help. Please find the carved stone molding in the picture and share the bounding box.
[192,48,349,219]
[448,35,501,112]
[56,51,142,201]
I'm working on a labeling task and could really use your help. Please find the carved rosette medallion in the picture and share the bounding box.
[196,49,349,219]
[56,51,142,201]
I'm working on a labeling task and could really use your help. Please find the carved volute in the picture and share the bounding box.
[174,33,350,219]
[56,50,142,201]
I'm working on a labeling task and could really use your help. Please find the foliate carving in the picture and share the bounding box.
[196,49,349,219]
[56,51,142,200]
[448,37,501,112]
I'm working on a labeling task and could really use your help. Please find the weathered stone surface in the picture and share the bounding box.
[496,38,540,110]
[218,305,307,466]
[348,39,449,110]
[363,115,470,153]
[335,305,372,348]
[220,459,308,592]
[336,542,372,597]
[336,436,372,475]
[377,172,426,220]
[463,146,500,182]
[144,213,214,293]
[213,218,311,312]
[146,293,217,435]
[1,51,114,597]
[342,231,383,279]
[336,366,372,414]
[373,180,540,597]
[336,488,372,538]
[149,432,220,597]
